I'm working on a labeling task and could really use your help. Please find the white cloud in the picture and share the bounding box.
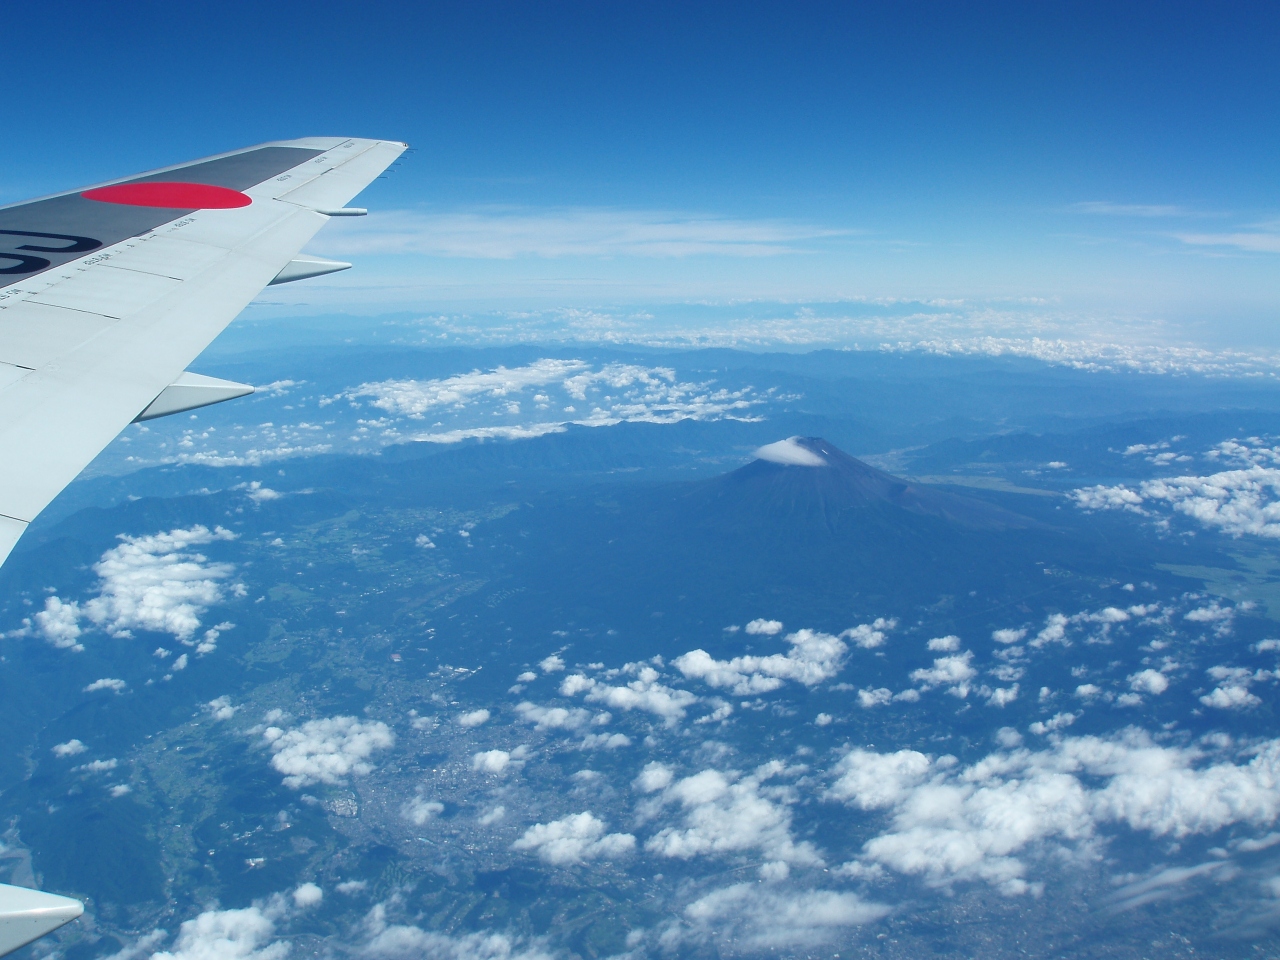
[635,762,675,793]
[744,618,784,636]
[48,526,239,644]
[109,784,132,797]
[263,716,395,788]
[32,597,83,650]
[360,902,553,960]
[515,702,590,731]
[472,750,513,774]
[511,812,635,865]
[457,709,491,728]
[642,761,821,866]
[52,739,86,757]
[1029,712,1079,735]
[858,687,892,708]
[1128,669,1170,695]
[1071,201,1191,217]
[401,791,445,826]
[928,634,962,651]
[1175,230,1280,254]
[830,731,1280,894]
[985,684,1020,707]
[83,678,126,694]
[336,880,367,895]
[579,732,631,749]
[152,901,288,960]
[754,438,827,467]
[292,883,322,908]
[910,651,977,697]
[74,758,119,773]
[992,628,1027,645]
[538,654,565,673]
[675,882,889,951]
[343,361,763,445]
[1073,443,1280,538]
[674,626,861,695]
[559,663,697,726]
[1201,685,1261,710]
[1200,665,1270,709]
[315,205,842,259]
[206,696,239,721]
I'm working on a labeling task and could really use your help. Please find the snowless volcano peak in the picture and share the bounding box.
[754,437,829,467]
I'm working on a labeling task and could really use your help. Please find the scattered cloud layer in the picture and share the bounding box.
[672,882,889,951]
[1073,439,1280,537]
[340,359,766,445]
[639,760,820,866]
[830,731,1280,895]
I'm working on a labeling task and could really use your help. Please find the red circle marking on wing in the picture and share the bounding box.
[81,182,253,209]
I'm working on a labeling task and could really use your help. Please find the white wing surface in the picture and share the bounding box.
[0,884,83,957]
[0,137,406,567]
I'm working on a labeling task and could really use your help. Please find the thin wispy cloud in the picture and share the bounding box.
[1175,231,1280,254]
[1071,201,1194,217]
[313,206,848,259]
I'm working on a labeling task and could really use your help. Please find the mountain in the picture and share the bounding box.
[691,436,1039,532]
[461,437,1152,650]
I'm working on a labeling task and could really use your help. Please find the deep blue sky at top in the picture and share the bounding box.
[4,2,1279,344]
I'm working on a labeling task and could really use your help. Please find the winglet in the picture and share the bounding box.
[0,883,83,958]
[134,372,255,422]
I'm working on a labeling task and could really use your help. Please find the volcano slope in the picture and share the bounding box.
[468,437,1172,646]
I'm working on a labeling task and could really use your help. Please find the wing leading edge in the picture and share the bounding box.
[0,137,406,568]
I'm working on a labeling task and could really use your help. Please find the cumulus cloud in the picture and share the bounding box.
[910,651,977,697]
[641,761,821,866]
[32,597,83,650]
[263,716,395,788]
[560,662,697,726]
[472,749,514,774]
[360,902,553,960]
[1200,665,1271,710]
[511,812,635,865]
[928,634,962,651]
[674,882,889,951]
[538,654,565,673]
[1128,669,1170,695]
[32,527,239,649]
[83,678,126,694]
[515,702,591,731]
[52,739,86,757]
[829,731,1280,894]
[857,687,918,708]
[206,696,239,720]
[292,883,322,908]
[744,618,784,636]
[456,709,491,728]
[152,901,288,960]
[401,790,445,826]
[1073,441,1280,538]
[674,625,870,695]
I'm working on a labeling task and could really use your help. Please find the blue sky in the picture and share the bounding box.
[5,1,1279,348]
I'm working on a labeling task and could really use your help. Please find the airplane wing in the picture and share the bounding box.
[0,137,406,570]
[0,884,82,956]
